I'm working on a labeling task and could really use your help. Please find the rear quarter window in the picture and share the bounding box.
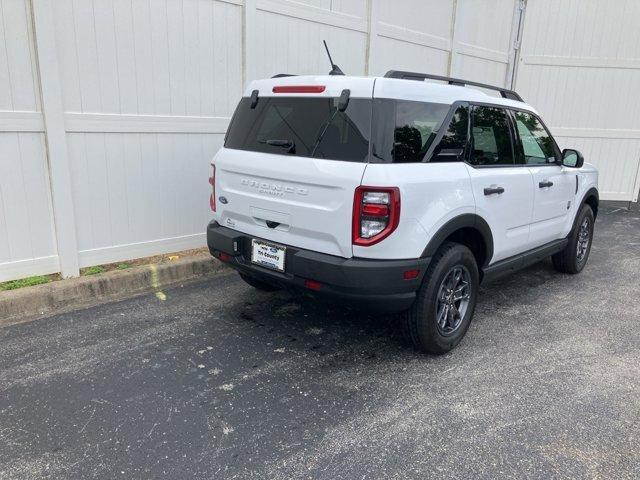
[371,99,451,163]
[430,105,469,163]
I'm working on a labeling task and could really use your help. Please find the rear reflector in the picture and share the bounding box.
[304,279,322,291]
[272,85,326,94]
[362,204,390,217]
[218,252,230,262]
[403,269,420,280]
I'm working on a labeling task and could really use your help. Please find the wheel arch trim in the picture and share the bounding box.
[421,214,494,267]
[567,187,599,237]
[581,187,599,217]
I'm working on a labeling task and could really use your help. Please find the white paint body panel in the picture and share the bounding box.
[356,163,474,260]
[213,148,366,258]
[465,165,533,263]
[527,165,575,248]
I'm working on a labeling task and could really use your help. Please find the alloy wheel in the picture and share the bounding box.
[576,217,591,263]
[435,265,471,335]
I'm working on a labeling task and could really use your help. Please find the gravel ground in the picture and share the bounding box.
[0,202,638,479]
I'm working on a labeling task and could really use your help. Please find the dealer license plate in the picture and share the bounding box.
[251,239,286,272]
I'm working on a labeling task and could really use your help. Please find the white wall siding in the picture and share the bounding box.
[49,0,237,269]
[450,0,516,87]
[252,1,368,79]
[0,0,39,111]
[53,0,243,117]
[67,132,223,267]
[0,132,58,280]
[371,0,452,76]
[0,0,58,282]
[516,0,640,202]
[369,0,519,91]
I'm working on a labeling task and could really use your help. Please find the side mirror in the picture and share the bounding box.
[562,149,584,168]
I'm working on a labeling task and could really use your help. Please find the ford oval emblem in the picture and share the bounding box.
[218,196,228,204]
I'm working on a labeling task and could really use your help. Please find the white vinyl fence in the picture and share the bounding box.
[1,0,639,282]
[515,0,640,202]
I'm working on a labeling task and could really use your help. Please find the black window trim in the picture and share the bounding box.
[422,100,562,168]
[421,99,563,169]
[507,108,525,165]
[463,101,562,169]
[227,94,563,166]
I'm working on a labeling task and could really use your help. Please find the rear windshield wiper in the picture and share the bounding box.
[310,109,339,158]
[259,139,296,153]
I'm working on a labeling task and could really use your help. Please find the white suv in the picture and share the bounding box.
[207,71,599,353]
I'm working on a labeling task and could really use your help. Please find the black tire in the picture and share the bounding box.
[552,204,594,274]
[239,273,281,292]
[404,242,479,354]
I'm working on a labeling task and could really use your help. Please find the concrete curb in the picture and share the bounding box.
[0,255,231,327]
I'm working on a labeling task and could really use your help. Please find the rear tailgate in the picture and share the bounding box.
[214,149,365,258]
[212,76,374,258]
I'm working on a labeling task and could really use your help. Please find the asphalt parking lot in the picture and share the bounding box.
[1,203,638,479]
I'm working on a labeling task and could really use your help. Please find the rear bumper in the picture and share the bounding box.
[207,221,430,312]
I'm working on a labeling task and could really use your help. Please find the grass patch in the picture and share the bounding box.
[82,265,105,276]
[0,275,51,291]
[116,263,131,270]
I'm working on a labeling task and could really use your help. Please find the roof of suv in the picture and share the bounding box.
[244,75,538,114]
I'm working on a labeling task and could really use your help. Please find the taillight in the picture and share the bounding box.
[352,186,400,246]
[209,164,216,212]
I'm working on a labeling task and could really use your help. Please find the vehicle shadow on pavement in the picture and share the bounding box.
[205,256,560,361]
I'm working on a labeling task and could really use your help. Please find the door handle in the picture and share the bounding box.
[539,180,554,188]
[483,186,505,196]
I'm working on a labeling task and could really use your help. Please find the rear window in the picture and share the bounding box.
[224,96,371,162]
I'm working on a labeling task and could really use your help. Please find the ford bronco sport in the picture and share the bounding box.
[207,70,599,353]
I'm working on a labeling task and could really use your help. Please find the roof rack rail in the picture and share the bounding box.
[271,73,297,78]
[384,70,524,102]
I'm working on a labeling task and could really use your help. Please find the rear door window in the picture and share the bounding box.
[468,106,516,166]
[225,97,371,162]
